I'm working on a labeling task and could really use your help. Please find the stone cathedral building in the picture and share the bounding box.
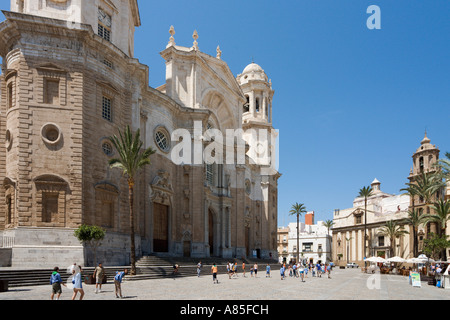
[0,0,280,268]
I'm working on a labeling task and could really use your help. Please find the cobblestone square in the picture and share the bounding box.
[0,268,448,301]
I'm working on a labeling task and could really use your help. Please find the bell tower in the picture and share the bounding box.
[409,132,440,178]
[408,132,441,240]
[237,62,274,125]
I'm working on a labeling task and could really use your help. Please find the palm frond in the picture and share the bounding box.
[358,186,373,198]
[108,125,155,181]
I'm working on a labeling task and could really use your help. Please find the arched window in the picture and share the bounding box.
[206,164,215,186]
[244,95,250,113]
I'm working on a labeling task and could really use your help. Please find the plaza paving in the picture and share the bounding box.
[0,268,448,301]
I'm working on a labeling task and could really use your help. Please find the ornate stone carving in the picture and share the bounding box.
[244,207,251,228]
[150,170,174,205]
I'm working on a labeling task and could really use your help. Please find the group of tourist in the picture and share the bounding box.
[49,262,128,300]
[199,261,333,284]
[279,262,332,281]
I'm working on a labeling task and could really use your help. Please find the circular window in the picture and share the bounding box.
[155,127,170,152]
[41,123,62,145]
[102,142,113,156]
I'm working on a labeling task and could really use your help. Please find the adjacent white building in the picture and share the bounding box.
[280,212,332,264]
[332,179,411,265]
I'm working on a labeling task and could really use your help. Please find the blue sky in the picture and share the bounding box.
[1,1,449,227]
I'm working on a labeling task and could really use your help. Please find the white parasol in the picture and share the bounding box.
[406,258,422,264]
[387,256,406,263]
[365,256,386,263]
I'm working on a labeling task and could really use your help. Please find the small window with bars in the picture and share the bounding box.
[102,96,112,122]
[103,59,113,69]
[98,25,111,42]
[98,8,112,42]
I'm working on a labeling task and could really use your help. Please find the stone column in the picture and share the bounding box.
[262,92,267,120]
[249,91,255,117]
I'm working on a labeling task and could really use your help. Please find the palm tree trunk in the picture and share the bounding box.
[129,183,136,276]
[296,214,299,263]
[390,237,395,258]
[413,227,418,257]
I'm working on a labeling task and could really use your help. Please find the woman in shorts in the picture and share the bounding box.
[71,266,84,300]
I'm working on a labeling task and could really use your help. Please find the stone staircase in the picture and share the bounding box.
[0,255,278,288]
[0,267,120,288]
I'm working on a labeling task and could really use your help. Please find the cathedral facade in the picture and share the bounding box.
[0,0,280,268]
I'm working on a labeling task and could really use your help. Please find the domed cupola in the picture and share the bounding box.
[237,61,274,125]
[238,63,268,84]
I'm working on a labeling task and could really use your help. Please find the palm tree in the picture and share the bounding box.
[109,125,156,275]
[405,208,426,257]
[323,220,334,262]
[423,199,450,237]
[423,199,450,261]
[289,203,307,263]
[378,220,409,258]
[405,172,444,205]
[436,152,450,178]
[358,186,373,260]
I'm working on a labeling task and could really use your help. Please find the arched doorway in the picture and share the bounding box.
[153,203,169,252]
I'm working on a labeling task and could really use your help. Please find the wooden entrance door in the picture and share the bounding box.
[153,203,169,252]
[183,241,191,257]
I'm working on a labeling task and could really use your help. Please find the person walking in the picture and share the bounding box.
[172,263,179,278]
[299,265,305,282]
[93,262,105,294]
[71,266,84,300]
[280,264,285,280]
[211,263,219,284]
[242,262,246,277]
[326,264,331,279]
[234,262,239,277]
[50,267,66,300]
[253,263,258,278]
[114,269,128,299]
[197,261,202,277]
[316,262,322,278]
[266,264,271,278]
